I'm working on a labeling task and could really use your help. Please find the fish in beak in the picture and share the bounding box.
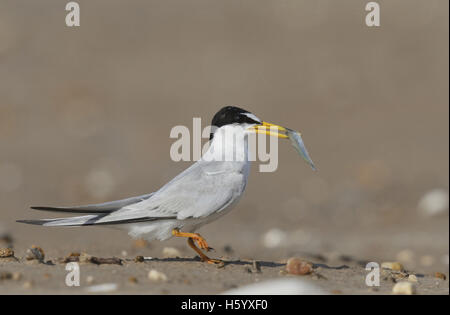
[248,122,316,171]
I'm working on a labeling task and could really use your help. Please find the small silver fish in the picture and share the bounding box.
[286,128,316,171]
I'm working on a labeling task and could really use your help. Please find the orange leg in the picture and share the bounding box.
[172,228,211,250]
[172,229,223,266]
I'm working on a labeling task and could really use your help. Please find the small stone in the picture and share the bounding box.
[85,283,118,293]
[434,272,446,280]
[12,272,22,281]
[25,245,45,262]
[86,275,95,284]
[162,247,181,258]
[381,262,404,271]
[392,281,416,295]
[89,256,122,265]
[133,239,149,248]
[183,279,191,285]
[0,247,14,258]
[262,228,287,248]
[331,289,342,294]
[79,252,93,264]
[134,255,145,263]
[121,250,128,257]
[60,252,80,263]
[418,188,449,217]
[0,271,12,280]
[286,257,313,275]
[148,269,168,282]
[407,274,418,282]
[23,281,33,289]
[128,277,138,284]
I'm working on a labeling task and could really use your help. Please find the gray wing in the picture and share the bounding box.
[18,161,245,227]
[89,161,245,224]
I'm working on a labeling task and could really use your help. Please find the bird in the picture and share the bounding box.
[18,106,315,265]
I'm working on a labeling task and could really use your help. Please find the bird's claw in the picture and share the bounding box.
[205,258,225,267]
[193,235,211,251]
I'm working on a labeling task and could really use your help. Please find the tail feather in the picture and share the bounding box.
[17,214,177,227]
[17,215,102,227]
[29,193,154,214]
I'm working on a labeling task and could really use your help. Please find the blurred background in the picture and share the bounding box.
[0,0,448,274]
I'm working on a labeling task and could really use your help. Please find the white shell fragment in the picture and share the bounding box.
[392,282,416,295]
[148,269,168,282]
[418,189,449,217]
[85,283,118,293]
[262,228,287,248]
[222,278,328,295]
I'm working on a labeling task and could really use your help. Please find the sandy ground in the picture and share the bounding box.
[1,219,448,294]
[0,1,448,294]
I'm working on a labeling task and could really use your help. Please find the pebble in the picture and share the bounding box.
[331,289,342,294]
[0,271,12,280]
[148,269,168,282]
[25,245,45,262]
[392,281,416,295]
[133,239,149,248]
[262,228,287,248]
[23,281,33,289]
[12,272,22,281]
[381,262,404,271]
[418,189,449,217]
[128,277,138,284]
[86,276,95,284]
[382,269,408,282]
[134,256,145,263]
[286,258,314,275]
[60,252,80,263]
[79,253,93,264]
[434,272,446,280]
[85,283,118,293]
[407,274,418,282]
[222,278,328,295]
[162,247,181,258]
[0,247,14,258]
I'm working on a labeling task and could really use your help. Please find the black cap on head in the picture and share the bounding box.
[211,106,260,128]
[209,106,261,140]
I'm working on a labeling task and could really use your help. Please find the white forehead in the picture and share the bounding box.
[242,112,261,123]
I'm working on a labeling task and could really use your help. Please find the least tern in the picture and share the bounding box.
[18,106,315,265]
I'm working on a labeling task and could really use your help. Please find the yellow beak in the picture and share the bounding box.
[248,122,289,139]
